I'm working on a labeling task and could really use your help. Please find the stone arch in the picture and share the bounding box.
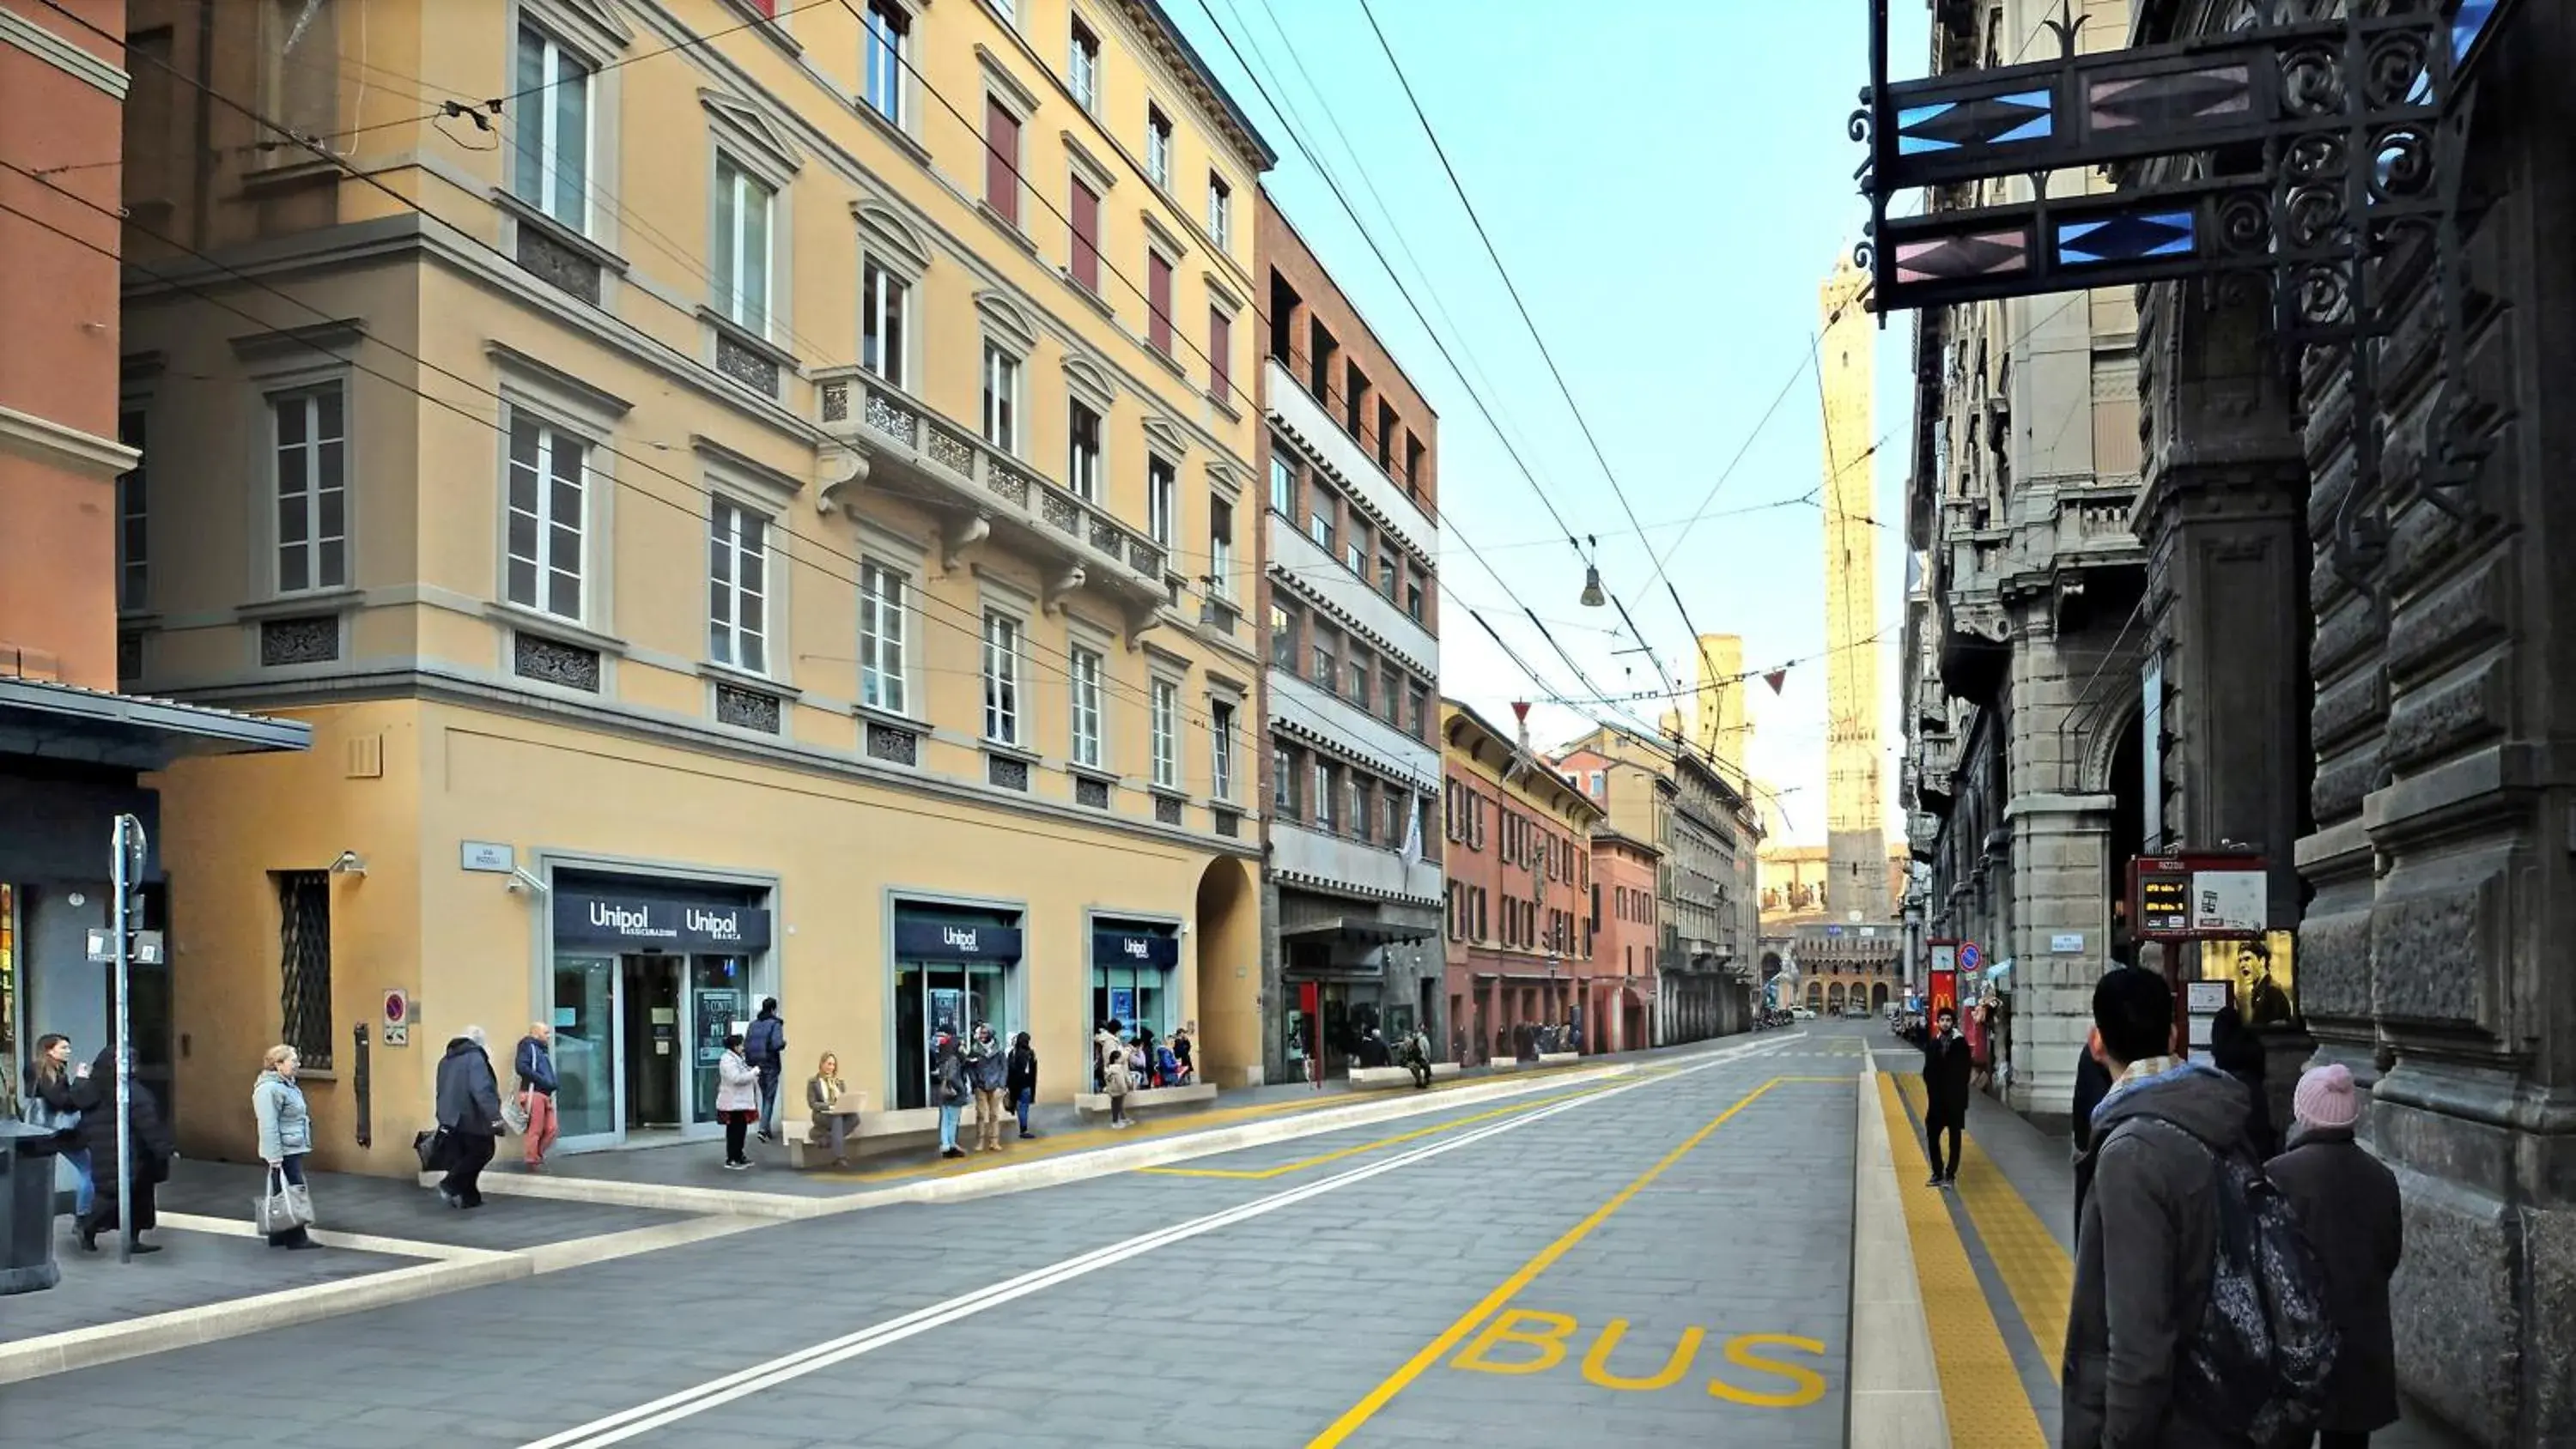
[2075,694,2144,798]
[1191,855,1259,1086]
[1872,982,1891,1011]
[1805,982,1824,1012]
[1827,982,1847,1013]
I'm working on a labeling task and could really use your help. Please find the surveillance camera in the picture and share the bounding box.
[506,867,550,895]
[329,851,367,876]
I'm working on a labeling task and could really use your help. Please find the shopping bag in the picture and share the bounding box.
[255,1166,314,1234]
[500,1089,529,1137]
[413,1127,450,1173]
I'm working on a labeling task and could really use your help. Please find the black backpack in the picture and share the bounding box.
[2137,1115,2339,1446]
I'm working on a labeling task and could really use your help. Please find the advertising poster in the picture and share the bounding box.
[1928,969,1958,1020]
[1108,986,1136,1028]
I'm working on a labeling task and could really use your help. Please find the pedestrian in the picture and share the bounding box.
[806,1052,860,1168]
[966,1022,1009,1153]
[2210,1005,2279,1158]
[1918,1006,1973,1187]
[2063,967,2260,1447]
[2069,1034,2115,1235]
[714,1033,759,1170]
[931,1030,969,1159]
[21,1033,93,1229]
[2267,1064,2403,1449]
[1101,1035,1135,1129]
[1170,1022,1195,1085]
[433,1027,503,1208]
[1134,1025,1159,1088]
[251,1044,318,1250]
[513,1021,559,1171]
[745,997,787,1144]
[1006,1031,1040,1140]
[69,1046,171,1253]
[1093,1017,1122,1092]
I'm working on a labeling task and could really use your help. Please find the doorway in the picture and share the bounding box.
[621,955,683,1131]
[891,961,1008,1111]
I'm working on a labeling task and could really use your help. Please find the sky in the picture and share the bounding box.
[1163,0,1933,845]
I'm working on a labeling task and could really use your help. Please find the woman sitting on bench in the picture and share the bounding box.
[806,1052,861,1168]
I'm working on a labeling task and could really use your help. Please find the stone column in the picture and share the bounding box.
[2004,792,2116,1128]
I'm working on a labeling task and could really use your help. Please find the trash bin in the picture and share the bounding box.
[1,1119,63,1294]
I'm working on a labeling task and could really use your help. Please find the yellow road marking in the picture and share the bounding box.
[1876,1073,2048,1448]
[1136,1087,1610,1179]
[1305,1077,1790,1448]
[1893,1079,2074,1379]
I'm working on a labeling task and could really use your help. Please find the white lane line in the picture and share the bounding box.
[520,1035,1792,1449]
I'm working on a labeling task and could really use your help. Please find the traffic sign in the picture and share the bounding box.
[1958,943,1981,973]
[382,988,411,1047]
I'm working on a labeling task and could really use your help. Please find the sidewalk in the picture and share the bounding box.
[1866,1040,2473,1448]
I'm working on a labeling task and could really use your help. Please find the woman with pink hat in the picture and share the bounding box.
[2265,1063,2404,1447]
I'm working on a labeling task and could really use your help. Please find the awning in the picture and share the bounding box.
[0,676,310,770]
[1277,915,1438,948]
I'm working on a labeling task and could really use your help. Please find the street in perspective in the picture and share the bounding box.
[1,0,2565,1446]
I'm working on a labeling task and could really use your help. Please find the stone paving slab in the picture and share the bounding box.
[1,1228,419,1344]
[158,1158,690,1249]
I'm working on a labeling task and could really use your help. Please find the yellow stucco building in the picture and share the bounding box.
[118,0,1272,1172]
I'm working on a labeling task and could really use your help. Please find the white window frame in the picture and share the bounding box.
[860,0,908,128]
[706,496,770,674]
[267,381,350,597]
[981,609,1024,745]
[1069,645,1105,768]
[860,258,908,388]
[1210,698,1235,801]
[1145,105,1173,191]
[1207,173,1231,249]
[1208,494,1235,601]
[1068,399,1103,502]
[503,409,590,621]
[1269,454,1296,517]
[1146,455,1176,548]
[712,152,775,336]
[982,342,1022,454]
[1312,760,1334,831]
[512,21,596,233]
[1068,15,1100,112]
[858,558,911,715]
[115,405,148,613]
[1150,677,1179,789]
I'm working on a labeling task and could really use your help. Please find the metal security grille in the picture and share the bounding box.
[276,871,333,1070]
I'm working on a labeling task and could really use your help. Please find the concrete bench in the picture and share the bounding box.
[781,1100,975,1168]
[1535,1052,1583,1066]
[1347,1063,1460,1088]
[1072,1083,1218,1118]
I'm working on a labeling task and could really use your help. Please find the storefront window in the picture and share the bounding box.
[890,906,1022,1111]
[551,955,617,1141]
[1,884,16,1116]
[688,955,752,1123]
[1090,922,1178,1051]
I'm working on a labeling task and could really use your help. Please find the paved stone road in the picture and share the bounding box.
[0,1033,1861,1449]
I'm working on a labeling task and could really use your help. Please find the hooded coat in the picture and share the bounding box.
[2063,1060,2261,1449]
[434,1037,502,1137]
[70,1050,173,1218]
[2265,1125,2403,1434]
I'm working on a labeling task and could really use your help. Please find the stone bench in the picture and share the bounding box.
[1535,1052,1583,1066]
[1071,1083,1218,1118]
[782,1099,975,1169]
[1347,1063,1460,1088]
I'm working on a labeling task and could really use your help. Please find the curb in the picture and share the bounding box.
[1845,1058,1949,1448]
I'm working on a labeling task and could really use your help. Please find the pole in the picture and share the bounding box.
[110,813,143,1265]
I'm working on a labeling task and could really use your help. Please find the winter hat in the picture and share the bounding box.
[2293,1063,2361,1131]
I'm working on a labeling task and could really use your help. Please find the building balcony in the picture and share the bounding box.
[1265,359,1437,555]
[1272,819,1443,906]
[1268,666,1439,785]
[1268,517,1435,674]
[817,370,1170,633]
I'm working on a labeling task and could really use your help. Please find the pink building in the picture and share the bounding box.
[1588,829,1662,1053]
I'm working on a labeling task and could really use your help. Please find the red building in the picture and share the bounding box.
[1587,829,1662,1053]
[1439,700,1601,1064]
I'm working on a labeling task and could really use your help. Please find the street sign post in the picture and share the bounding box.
[2128,854,2268,942]
[109,814,144,1265]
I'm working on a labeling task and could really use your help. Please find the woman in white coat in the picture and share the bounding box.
[714,1033,760,1170]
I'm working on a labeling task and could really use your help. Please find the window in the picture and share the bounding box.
[1344,517,1369,577]
[1207,173,1231,247]
[271,385,348,594]
[115,409,146,611]
[1069,646,1103,767]
[275,870,334,1071]
[981,610,1021,743]
[1589,769,1606,798]
[1313,761,1335,830]
[1146,250,1174,355]
[1147,457,1176,546]
[513,24,592,231]
[1209,498,1235,600]
[1208,307,1231,401]
[1346,361,1368,437]
[1151,680,1178,788]
[861,259,907,386]
[1269,454,1297,517]
[1473,888,1487,940]
[1377,549,1399,600]
[1352,777,1375,843]
[707,500,769,673]
[1406,433,1425,493]
[981,343,1019,452]
[1380,666,1400,724]
[1309,318,1337,408]
[712,155,774,335]
[1406,575,1425,623]
[1069,179,1102,292]
[1273,743,1297,815]
[1145,106,1173,190]
[505,413,584,618]
[1269,600,1297,670]
[991,0,1015,19]
[861,0,907,126]
[1309,498,1334,555]
[1385,790,1406,847]
[1348,657,1370,712]
[1408,683,1431,742]
[859,561,908,712]
[983,97,1022,225]
[1311,625,1337,694]
[1211,700,1235,799]
[1377,400,1398,471]
[1069,20,1100,112]
[1068,402,1102,501]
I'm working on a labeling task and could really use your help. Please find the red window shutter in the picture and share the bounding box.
[985,100,1019,225]
[1209,307,1230,400]
[1147,252,1173,355]
[1070,181,1100,292]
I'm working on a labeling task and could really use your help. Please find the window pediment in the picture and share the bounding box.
[1062,351,1117,409]
[1140,415,1189,458]
[524,0,633,64]
[975,289,1040,355]
[700,89,803,179]
[852,199,933,276]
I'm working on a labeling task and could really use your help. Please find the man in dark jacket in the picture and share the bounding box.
[434,1028,503,1209]
[2069,1037,2116,1235]
[513,1022,559,1171]
[1919,1007,1973,1187]
[2267,1064,2402,1448]
[70,1047,173,1253]
[744,998,786,1144]
[2063,967,2259,1449]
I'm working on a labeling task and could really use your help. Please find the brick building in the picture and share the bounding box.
[1440,700,1600,1064]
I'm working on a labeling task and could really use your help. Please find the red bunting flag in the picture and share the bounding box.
[1764,669,1789,694]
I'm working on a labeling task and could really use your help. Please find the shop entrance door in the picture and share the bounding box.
[621,955,683,1132]
[551,955,621,1150]
[891,962,1008,1111]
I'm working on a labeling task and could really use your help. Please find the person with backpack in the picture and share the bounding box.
[2265,1064,2403,1449]
[964,1022,1008,1153]
[1918,1006,1973,1187]
[930,1030,969,1160]
[2064,967,2337,1449]
[744,998,786,1145]
[1005,1032,1040,1141]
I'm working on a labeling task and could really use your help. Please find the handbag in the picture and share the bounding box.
[413,1127,451,1173]
[255,1165,315,1235]
[500,1088,530,1137]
